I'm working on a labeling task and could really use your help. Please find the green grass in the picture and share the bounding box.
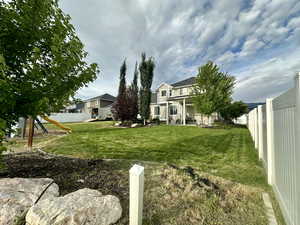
[44,121,267,188]
[4,121,285,224]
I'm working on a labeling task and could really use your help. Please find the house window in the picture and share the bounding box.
[169,90,172,96]
[180,88,183,95]
[161,90,167,96]
[170,105,177,115]
[154,106,160,115]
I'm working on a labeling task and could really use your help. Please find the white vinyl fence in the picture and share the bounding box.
[248,73,300,225]
[39,113,91,123]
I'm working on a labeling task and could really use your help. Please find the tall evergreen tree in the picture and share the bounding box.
[112,60,130,121]
[118,60,127,97]
[128,62,139,121]
[139,53,155,124]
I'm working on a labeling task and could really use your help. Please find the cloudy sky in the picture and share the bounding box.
[59,0,300,103]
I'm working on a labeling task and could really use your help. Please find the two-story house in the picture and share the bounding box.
[82,93,116,119]
[150,77,217,125]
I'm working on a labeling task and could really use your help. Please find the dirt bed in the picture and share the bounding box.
[0,152,132,224]
[0,152,268,225]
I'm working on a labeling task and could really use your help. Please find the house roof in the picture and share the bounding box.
[171,77,196,87]
[246,102,265,111]
[84,93,116,102]
[151,92,157,104]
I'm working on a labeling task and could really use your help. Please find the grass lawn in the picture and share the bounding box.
[44,121,266,188]
[3,121,287,224]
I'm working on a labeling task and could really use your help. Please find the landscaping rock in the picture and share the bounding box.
[0,178,59,225]
[26,188,122,225]
[131,123,141,128]
[114,122,122,127]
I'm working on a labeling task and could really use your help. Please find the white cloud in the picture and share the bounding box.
[233,48,300,102]
[58,0,300,102]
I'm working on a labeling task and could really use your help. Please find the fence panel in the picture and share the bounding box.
[247,75,300,225]
[261,104,268,168]
[40,113,91,123]
[272,87,297,225]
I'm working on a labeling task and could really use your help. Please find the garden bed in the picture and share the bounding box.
[0,152,269,225]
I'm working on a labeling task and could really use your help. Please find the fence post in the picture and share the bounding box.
[266,98,274,185]
[130,164,144,225]
[294,73,300,224]
[257,105,263,159]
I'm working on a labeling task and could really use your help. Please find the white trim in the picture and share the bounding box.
[172,84,194,89]
[155,83,172,91]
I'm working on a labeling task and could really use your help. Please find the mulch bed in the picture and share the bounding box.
[0,152,132,224]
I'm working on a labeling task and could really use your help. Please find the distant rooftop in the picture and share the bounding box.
[171,77,196,87]
[246,102,265,111]
[84,93,116,102]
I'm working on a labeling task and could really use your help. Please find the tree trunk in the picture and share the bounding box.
[22,118,27,139]
[27,117,34,150]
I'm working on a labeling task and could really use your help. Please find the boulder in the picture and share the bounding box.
[0,178,59,225]
[26,188,122,225]
[131,123,141,128]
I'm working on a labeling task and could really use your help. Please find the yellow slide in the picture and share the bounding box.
[42,116,72,133]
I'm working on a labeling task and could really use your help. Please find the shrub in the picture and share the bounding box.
[151,117,160,125]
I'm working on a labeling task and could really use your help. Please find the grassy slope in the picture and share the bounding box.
[8,121,285,224]
[45,122,266,188]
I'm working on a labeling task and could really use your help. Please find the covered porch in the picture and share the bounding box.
[166,96,196,125]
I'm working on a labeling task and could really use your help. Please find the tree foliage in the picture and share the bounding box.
[220,101,248,122]
[0,0,99,131]
[139,53,155,122]
[128,62,139,121]
[193,61,235,116]
[113,61,140,122]
[113,60,130,121]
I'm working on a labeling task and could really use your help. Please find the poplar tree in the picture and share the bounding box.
[113,60,130,121]
[139,53,155,124]
[128,62,139,121]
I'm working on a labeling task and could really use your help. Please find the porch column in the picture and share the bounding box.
[183,98,186,125]
[166,102,169,125]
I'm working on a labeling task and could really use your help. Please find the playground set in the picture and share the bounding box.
[19,116,72,148]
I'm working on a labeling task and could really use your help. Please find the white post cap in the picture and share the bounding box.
[130,164,144,175]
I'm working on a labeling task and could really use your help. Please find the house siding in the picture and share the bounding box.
[150,77,218,125]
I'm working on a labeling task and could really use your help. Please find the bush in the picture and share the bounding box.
[151,117,160,125]
[121,120,133,127]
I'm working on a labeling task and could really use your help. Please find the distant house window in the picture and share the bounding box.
[169,90,172,96]
[161,90,167,96]
[170,105,177,115]
[154,106,160,115]
[180,88,183,95]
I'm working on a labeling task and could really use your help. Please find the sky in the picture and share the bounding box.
[59,0,300,103]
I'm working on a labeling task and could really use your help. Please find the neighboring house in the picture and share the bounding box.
[63,102,85,113]
[82,93,116,120]
[150,77,218,125]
